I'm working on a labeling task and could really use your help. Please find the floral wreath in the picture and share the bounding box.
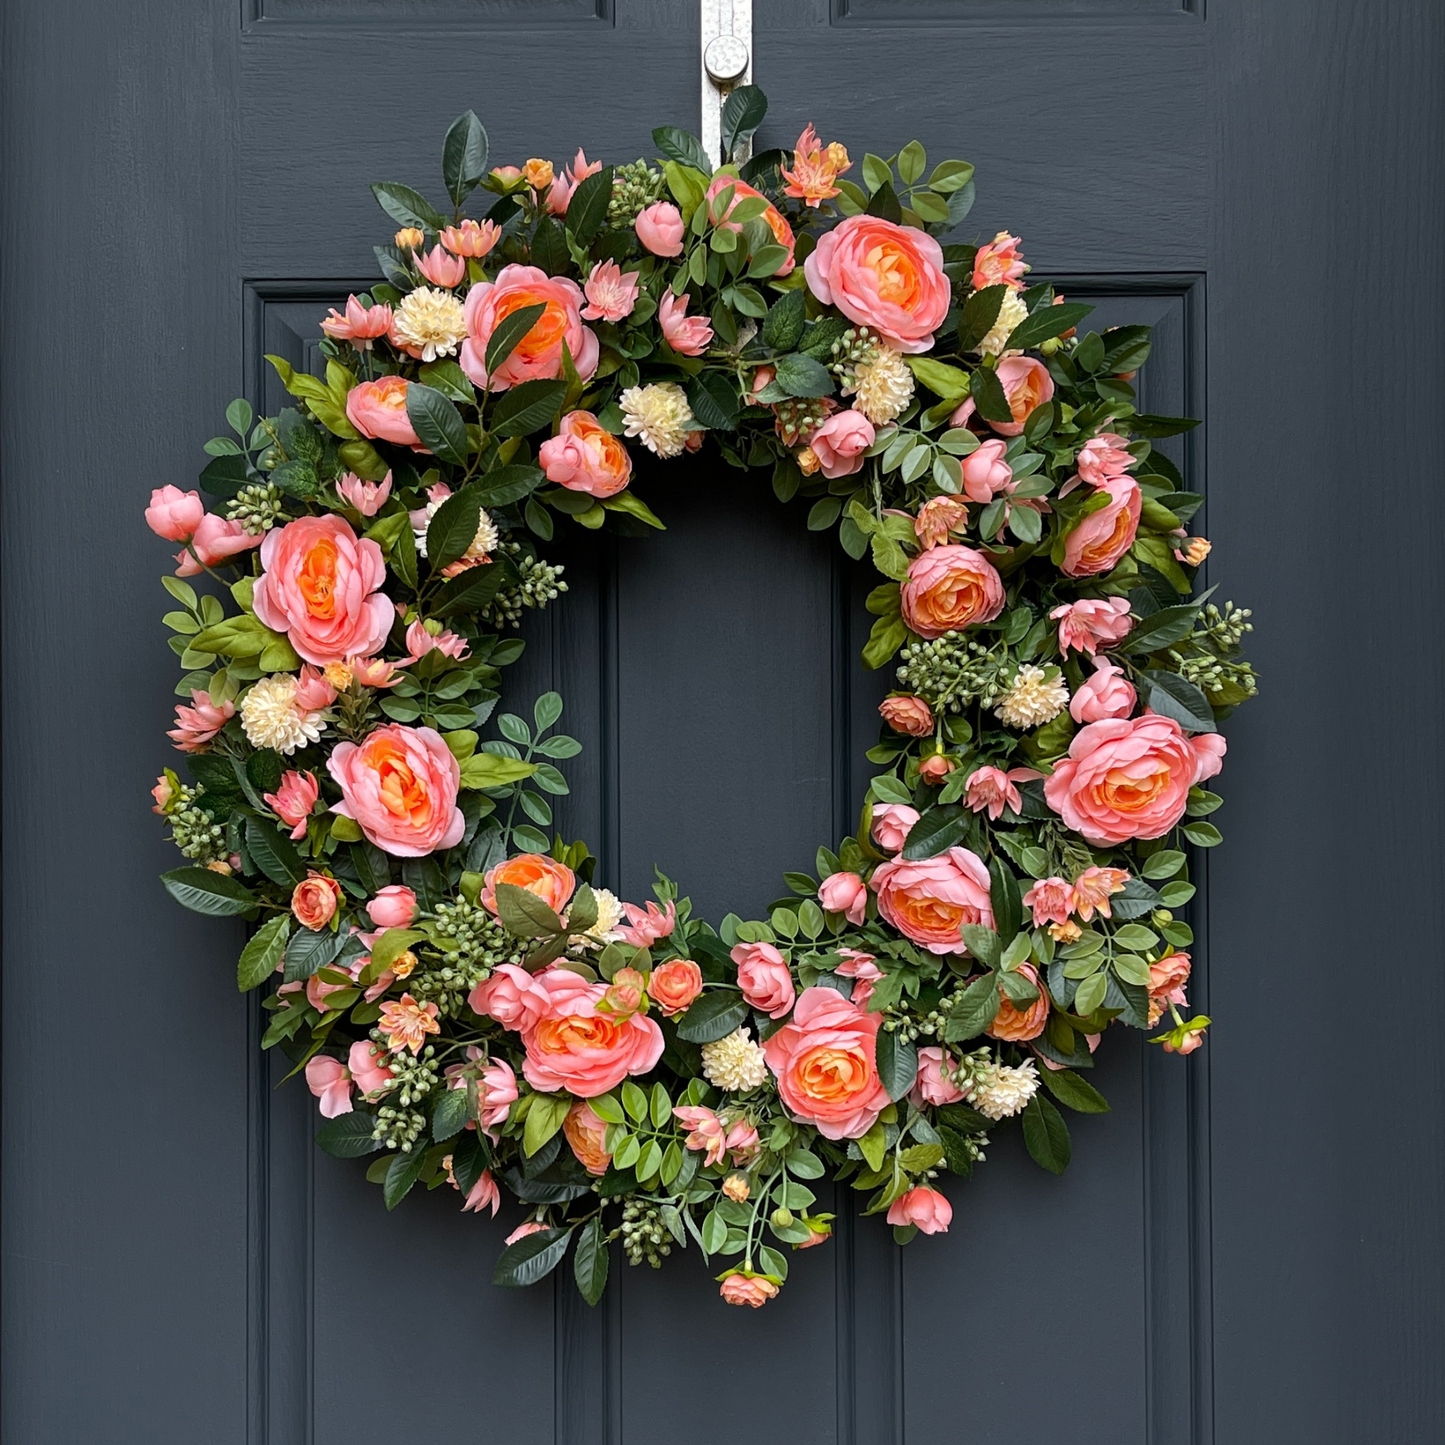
[148,91,1256,1309]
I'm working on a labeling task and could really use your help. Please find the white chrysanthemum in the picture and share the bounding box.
[995,664,1069,730]
[414,498,499,562]
[978,288,1029,358]
[701,1028,768,1092]
[391,285,467,362]
[968,1059,1040,1121]
[569,887,624,946]
[847,346,914,425]
[620,382,696,459]
[240,675,326,755]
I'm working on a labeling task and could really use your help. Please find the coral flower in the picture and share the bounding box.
[951,355,1054,438]
[658,291,714,356]
[335,471,392,517]
[720,1273,779,1308]
[1022,877,1074,927]
[461,1169,500,1216]
[963,765,1040,821]
[879,695,933,736]
[562,1101,613,1175]
[167,690,234,752]
[327,723,465,857]
[972,232,1028,292]
[635,201,684,257]
[173,513,264,575]
[1051,597,1133,655]
[915,495,969,549]
[901,544,1006,638]
[1061,475,1143,578]
[459,263,599,391]
[265,770,318,840]
[887,1186,953,1234]
[321,294,393,350]
[345,375,421,447]
[870,846,995,956]
[647,959,704,1016]
[871,802,921,853]
[539,410,633,498]
[304,1056,353,1118]
[440,218,500,258]
[781,123,852,207]
[519,968,664,1097]
[482,852,576,916]
[377,993,441,1055]
[819,871,868,925]
[581,259,641,322]
[986,962,1050,1042]
[1071,866,1130,921]
[675,1105,729,1167]
[145,486,204,542]
[415,245,466,288]
[617,898,676,947]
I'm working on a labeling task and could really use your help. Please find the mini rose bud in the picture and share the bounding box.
[522,157,555,190]
[871,802,921,852]
[797,1217,833,1248]
[879,694,933,736]
[145,485,205,542]
[393,226,424,251]
[886,1186,952,1235]
[771,1207,795,1229]
[292,871,343,930]
[720,1272,780,1308]
[795,445,822,476]
[731,941,796,1019]
[918,753,956,784]
[392,950,418,979]
[634,201,684,257]
[818,870,868,925]
[600,967,647,1018]
[366,884,418,930]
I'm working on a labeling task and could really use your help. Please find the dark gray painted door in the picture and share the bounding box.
[4,3,1442,1442]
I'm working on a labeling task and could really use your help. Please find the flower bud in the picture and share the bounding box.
[771,1207,794,1229]
[722,1174,750,1203]
[523,158,555,190]
[394,227,424,251]
[393,950,419,979]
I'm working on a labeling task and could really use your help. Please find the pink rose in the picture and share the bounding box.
[468,962,552,1032]
[646,959,704,1016]
[762,987,891,1140]
[291,871,342,930]
[818,871,868,926]
[879,695,933,736]
[732,942,796,1019]
[327,723,465,857]
[617,899,676,947]
[959,439,1013,503]
[963,765,1039,821]
[336,471,392,517]
[1076,433,1133,486]
[658,291,714,357]
[808,409,875,479]
[950,355,1054,438]
[634,201,684,257]
[304,1055,353,1118]
[146,486,205,542]
[1044,714,1226,845]
[1061,475,1142,578]
[901,544,1005,639]
[803,215,949,353]
[345,376,421,446]
[886,1186,952,1235]
[919,754,956,784]
[1051,597,1133,654]
[366,885,418,929]
[459,264,599,391]
[720,1273,780,1308]
[252,515,392,666]
[1070,657,1138,723]
[519,967,665,1097]
[173,513,264,575]
[910,1046,965,1108]
[348,1039,393,1097]
[871,802,920,853]
[870,846,994,956]
[581,259,640,322]
[539,410,633,498]
[1022,877,1073,927]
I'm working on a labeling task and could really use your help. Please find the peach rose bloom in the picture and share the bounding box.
[871,802,921,853]
[910,1045,965,1108]
[762,986,891,1140]
[327,723,465,857]
[951,355,1055,438]
[563,1101,613,1176]
[879,694,933,736]
[252,515,391,666]
[481,852,576,916]
[1051,597,1133,654]
[986,962,1050,1042]
[870,846,994,956]
[1070,657,1137,723]
[1044,714,1226,845]
[959,438,1013,503]
[732,941,796,1019]
[707,174,797,274]
[720,1273,779,1308]
[345,375,421,446]
[539,409,633,498]
[1148,951,1192,1025]
[145,485,204,542]
[459,263,599,391]
[366,884,418,929]
[886,1186,952,1234]
[519,968,664,1097]
[468,961,552,1032]
[291,871,342,929]
[819,871,868,925]
[1022,876,1073,927]
[1062,475,1142,578]
[808,408,875,479]
[901,544,1005,639]
[647,958,704,1016]
[634,201,684,257]
[804,214,949,352]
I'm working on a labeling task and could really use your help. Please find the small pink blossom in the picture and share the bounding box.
[871,802,921,853]
[818,871,868,925]
[635,201,684,257]
[403,619,470,663]
[1022,876,1074,927]
[145,486,205,542]
[725,1120,760,1164]
[320,294,393,350]
[910,1046,965,1108]
[1050,597,1133,655]
[348,655,402,689]
[1071,866,1129,921]
[674,1106,729,1167]
[264,770,318,840]
[959,438,1013,503]
[335,471,392,517]
[478,1056,518,1132]
[835,948,883,1007]
[972,232,1028,292]
[659,291,714,356]
[366,885,418,929]
[617,899,676,947]
[348,1039,394,1097]
[174,513,264,575]
[415,245,466,287]
[1075,433,1134,487]
[887,1186,952,1234]
[167,690,234,752]
[505,1220,548,1246]
[461,1169,500,1216]
[581,259,641,322]
[915,496,969,548]
[440,219,500,258]
[304,1056,353,1118]
[293,664,337,713]
[963,765,1040,821]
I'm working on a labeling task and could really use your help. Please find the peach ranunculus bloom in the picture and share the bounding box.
[951,355,1055,438]
[879,694,933,736]
[321,294,392,350]
[1022,876,1073,927]
[145,485,204,541]
[251,514,392,666]
[914,495,969,548]
[291,870,343,929]
[900,544,1006,639]
[720,1272,780,1308]
[1062,475,1142,578]
[459,264,598,392]
[365,884,418,929]
[646,958,704,1016]
[972,232,1028,292]
[1147,951,1192,1026]
[706,173,797,274]
[819,871,868,926]
[1051,597,1133,654]
[1070,657,1137,723]
[886,1186,953,1234]
[870,846,995,956]
[910,1045,965,1108]
[731,941,796,1019]
[1044,713,1226,846]
[958,437,1013,503]
[518,967,664,1097]
[481,852,576,916]
[658,291,714,356]
[304,1055,353,1118]
[761,986,891,1140]
[344,375,421,446]
[804,214,950,353]
[377,992,441,1055]
[963,764,1040,821]
[871,802,921,853]
[173,513,265,575]
[539,409,633,498]
[581,259,641,322]
[1071,866,1130,922]
[468,961,553,1032]
[781,123,851,207]
[986,962,1050,1042]
[327,722,465,857]
[167,690,235,752]
[634,201,684,257]
[808,408,875,479]
[440,218,500,258]
[562,1101,613,1175]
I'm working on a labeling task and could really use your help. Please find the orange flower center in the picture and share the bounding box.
[1082,506,1134,564]
[496,288,566,359]
[361,738,434,829]
[374,376,409,411]
[864,240,919,307]
[297,538,339,618]
[535,1014,621,1055]
[896,893,967,935]
[792,1043,872,1105]
[1098,761,1170,815]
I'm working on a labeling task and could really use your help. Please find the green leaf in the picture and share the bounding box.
[483,302,548,380]
[245,816,305,887]
[371,181,448,233]
[897,139,926,185]
[688,371,740,430]
[622,1080,649,1122]
[1144,670,1217,733]
[989,857,1023,943]
[1039,1068,1110,1114]
[198,452,251,499]
[944,972,1000,1042]
[900,805,969,861]
[861,615,908,670]
[405,384,469,467]
[316,1112,382,1158]
[459,753,539,789]
[773,353,835,399]
[675,991,749,1043]
[1022,1094,1071,1174]
[928,159,975,193]
[969,366,1013,424]
[1125,604,1200,655]
[523,1093,571,1155]
[494,1226,573,1288]
[1182,821,1223,847]
[426,487,484,573]
[431,1087,473,1142]
[237,914,291,991]
[490,379,566,438]
[652,126,712,175]
[433,557,517,618]
[907,355,971,401]
[876,1030,918,1102]
[573,1216,610,1305]
[383,1146,431,1209]
[161,867,257,917]
[531,216,568,274]
[721,85,768,156]
[494,882,565,939]
[957,284,1008,352]
[701,1209,728,1254]
[1005,302,1094,353]
[442,109,489,206]
[858,1123,887,1173]
[1142,849,1187,880]
[283,925,346,984]
[762,288,806,353]
[961,924,1002,969]
[566,166,615,246]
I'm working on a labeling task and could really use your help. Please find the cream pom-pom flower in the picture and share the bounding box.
[620,382,697,459]
[846,346,915,425]
[978,288,1030,359]
[240,675,328,756]
[967,1059,1040,1121]
[701,1028,769,1092]
[568,887,624,946]
[995,664,1069,730]
[391,285,468,362]
[413,494,499,563]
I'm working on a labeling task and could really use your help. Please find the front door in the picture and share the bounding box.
[4,3,1442,1442]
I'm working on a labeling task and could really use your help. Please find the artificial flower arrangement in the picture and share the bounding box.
[148,89,1256,1308]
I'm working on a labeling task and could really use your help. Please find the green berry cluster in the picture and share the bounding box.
[607,160,664,228]
[168,785,228,863]
[621,1199,672,1268]
[481,542,569,628]
[895,633,1006,713]
[376,1043,439,1110]
[372,1104,428,1153]
[828,325,881,386]
[225,482,286,536]
[774,397,834,448]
